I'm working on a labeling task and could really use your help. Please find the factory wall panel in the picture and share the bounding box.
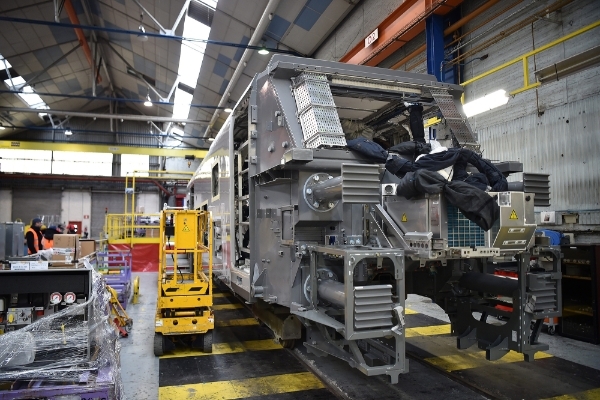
[478,94,600,212]
[12,189,62,224]
[164,157,201,172]
[61,191,92,234]
[0,189,12,223]
[463,0,600,130]
[460,0,600,215]
[91,193,125,238]
[135,193,160,214]
[313,0,403,61]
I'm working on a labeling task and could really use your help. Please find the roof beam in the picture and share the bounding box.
[0,107,209,124]
[0,140,207,158]
[340,0,462,66]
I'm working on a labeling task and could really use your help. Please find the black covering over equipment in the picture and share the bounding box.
[396,170,500,230]
[459,272,519,297]
[346,138,503,230]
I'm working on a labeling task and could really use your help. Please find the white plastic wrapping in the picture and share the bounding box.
[0,268,123,399]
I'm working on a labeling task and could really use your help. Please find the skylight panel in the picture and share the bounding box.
[4,71,49,111]
[173,88,193,120]
[172,1,217,121]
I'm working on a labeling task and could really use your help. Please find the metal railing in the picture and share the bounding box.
[104,213,162,245]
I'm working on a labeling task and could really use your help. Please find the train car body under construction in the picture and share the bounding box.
[187,55,561,383]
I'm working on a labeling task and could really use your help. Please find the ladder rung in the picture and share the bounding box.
[241,247,250,253]
[238,195,249,201]
[239,168,249,176]
[238,140,249,150]
[240,221,250,226]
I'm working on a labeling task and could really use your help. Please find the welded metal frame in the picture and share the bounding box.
[293,245,407,383]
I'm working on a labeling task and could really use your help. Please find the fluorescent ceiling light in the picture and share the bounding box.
[0,125,5,130]
[463,89,509,118]
[224,107,232,113]
[144,94,152,107]
[64,128,73,136]
[258,48,269,55]
[4,76,48,110]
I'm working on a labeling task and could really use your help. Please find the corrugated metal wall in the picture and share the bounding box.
[478,94,600,211]
[91,193,125,238]
[12,189,62,224]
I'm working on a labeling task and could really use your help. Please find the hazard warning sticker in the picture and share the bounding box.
[509,210,519,220]
[401,213,408,222]
[182,225,190,232]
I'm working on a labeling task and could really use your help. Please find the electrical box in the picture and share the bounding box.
[175,212,197,250]
[7,307,33,325]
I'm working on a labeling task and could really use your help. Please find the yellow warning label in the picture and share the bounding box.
[401,213,408,222]
[182,225,190,232]
[509,210,519,220]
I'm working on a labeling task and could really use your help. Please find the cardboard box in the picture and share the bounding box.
[52,234,80,262]
[80,240,96,257]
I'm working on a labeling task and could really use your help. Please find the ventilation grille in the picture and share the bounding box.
[342,163,380,204]
[354,285,394,330]
[527,272,560,317]
[447,204,485,247]
[523,173,550,207]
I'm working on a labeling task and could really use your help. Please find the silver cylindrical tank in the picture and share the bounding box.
[312,176,343,203]
[318,279,345,308]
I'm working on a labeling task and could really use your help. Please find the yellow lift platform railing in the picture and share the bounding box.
[103,170,195,247]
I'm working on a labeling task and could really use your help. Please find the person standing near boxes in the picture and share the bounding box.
[26,218,44,254]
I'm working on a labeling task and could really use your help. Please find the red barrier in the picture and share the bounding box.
[108,243,159,272]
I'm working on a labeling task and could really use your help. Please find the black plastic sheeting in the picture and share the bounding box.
[346,138,503,230]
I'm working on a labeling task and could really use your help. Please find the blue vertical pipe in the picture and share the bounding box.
[426,14,445,82]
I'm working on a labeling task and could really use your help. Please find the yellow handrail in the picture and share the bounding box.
[461,20,600,96]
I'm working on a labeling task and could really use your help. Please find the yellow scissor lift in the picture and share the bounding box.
[153,207,214,356]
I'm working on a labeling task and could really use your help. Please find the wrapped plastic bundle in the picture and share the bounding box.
[0,268,123,399]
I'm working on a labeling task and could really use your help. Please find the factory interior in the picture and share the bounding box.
[0,0,599,399]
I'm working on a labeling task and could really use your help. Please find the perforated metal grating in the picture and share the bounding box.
[447,204,485,247]
[429,88,478,144]
[292,72,346,149]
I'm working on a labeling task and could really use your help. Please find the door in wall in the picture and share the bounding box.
[68,220,82,235]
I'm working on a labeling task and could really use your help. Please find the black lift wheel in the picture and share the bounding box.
[202,330,213,353]
[154,333,164,357]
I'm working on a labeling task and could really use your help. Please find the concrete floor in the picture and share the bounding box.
[119,274,600,399]
[119,272,159,400]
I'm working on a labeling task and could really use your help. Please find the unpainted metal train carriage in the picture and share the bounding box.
[187,55,562,383]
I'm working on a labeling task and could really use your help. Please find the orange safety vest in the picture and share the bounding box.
[42,237,53,249]
[27,228,42,254]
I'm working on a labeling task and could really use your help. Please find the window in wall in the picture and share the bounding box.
[0,149,52,173]
[121,154,150,177]
[212,162,219,197]
[52,151,112,176]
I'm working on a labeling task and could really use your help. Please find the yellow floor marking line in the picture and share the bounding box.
[542,388,600,400]
[216,318,259,327]
[160,339,281,359]
[405,324,451,338]
[424,349,553,372]
[213,303,244,310]
[404,308,418,315]
[159,372,324,400]
[213,292,232,298]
